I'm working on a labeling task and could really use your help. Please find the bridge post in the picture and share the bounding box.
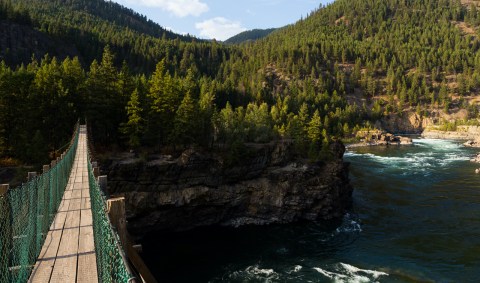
[98,175,107,193]
[27,172,37,182]
[92,162,100,178]
[0,184,12,282]
[42,165,49,173]
[0,184,8,195]
[93,167,100,178]
[107,197,127,253]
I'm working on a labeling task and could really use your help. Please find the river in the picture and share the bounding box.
[141,138,480,282]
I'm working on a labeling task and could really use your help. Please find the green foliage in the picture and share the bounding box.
[172,93,199,146]
[225,28,277,44]
[4,0,480,163]
[120,89,143,148]
[437,119,480,131]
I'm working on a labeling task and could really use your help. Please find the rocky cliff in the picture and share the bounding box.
[375,112,436,134]
[102,141,353,237]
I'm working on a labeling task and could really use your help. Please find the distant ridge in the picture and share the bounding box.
[225,28,277,44]
[0,0,203,72]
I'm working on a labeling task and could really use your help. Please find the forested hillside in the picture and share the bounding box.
[0,0,231,73]
[2,0,480,166]
[225,28,277,44]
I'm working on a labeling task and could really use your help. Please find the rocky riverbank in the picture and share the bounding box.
[421,125,480,140]
[101,141,353,237]
[347,131,413,148]
[420,126,480,164]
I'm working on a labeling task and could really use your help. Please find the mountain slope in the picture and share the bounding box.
[230,0,480,131]
[225,28,277,44]
[3,0,480,165]
[0,0,230,74]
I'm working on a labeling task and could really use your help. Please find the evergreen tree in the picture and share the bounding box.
[120,88,143,148]
[172,92,198,147]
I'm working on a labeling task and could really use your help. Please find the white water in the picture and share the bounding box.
[344,139,472,175]
[313,262,388,282]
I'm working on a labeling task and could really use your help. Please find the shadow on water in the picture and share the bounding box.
[141,218,360,283]
[140,139,480,282]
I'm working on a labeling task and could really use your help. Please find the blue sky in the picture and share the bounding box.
[111,0,333,41]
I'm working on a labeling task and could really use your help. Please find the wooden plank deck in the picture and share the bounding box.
[29,125,98,283]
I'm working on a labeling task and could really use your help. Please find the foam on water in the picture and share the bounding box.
[413,138,462,150]
[228,264,279,281]
[313,262,388,283]
[339,263,389,279]
[345,139,471,174]
[287,265,303,274]
[313,267,348,280]
[334,213,362,234]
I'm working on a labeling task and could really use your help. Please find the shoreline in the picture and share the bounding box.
[421,126,480,140]
[345,141,412,149]
[346,132,413,149]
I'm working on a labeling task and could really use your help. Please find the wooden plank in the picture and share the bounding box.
[71,189,82,199]
[77,254,98,283]
[81,189,90,199]
[52,199,70,228]
[80,209,93,227]
[64,209,80,229]
[73,183,83,190]
[77,223,96,282]
[49,228,79,283]
[29,198,71,283]
[28,230,62,283]
[81,197,91,210]
[63,190,73,201]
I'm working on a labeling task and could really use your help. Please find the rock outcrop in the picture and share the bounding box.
[377,112,431,134]
[102,141,353,237]
[348,130,413,148]
[471,153,480,163]
[464,139,480,148]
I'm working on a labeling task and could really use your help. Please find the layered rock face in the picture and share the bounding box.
[103,141,353,237]
[377,112,431,134]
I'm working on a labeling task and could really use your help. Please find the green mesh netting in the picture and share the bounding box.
[87,147,136,282]
[0,125,79,283]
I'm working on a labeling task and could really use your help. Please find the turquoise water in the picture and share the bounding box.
[142,139,480,282]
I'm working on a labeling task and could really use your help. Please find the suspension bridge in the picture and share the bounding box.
[0,125,153,283]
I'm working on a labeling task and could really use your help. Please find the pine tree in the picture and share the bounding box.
[120,88,143,148]
[307,110,322,143]
[172,92,198,147]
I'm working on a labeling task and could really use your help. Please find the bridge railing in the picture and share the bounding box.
[0,123,80,283]
[87,142,137,282]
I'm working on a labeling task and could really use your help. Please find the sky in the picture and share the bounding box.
[111,0,334,41]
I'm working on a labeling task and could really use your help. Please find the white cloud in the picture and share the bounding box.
[119,0,209,17]
[195,17,247,41]
[165,26,188,36]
